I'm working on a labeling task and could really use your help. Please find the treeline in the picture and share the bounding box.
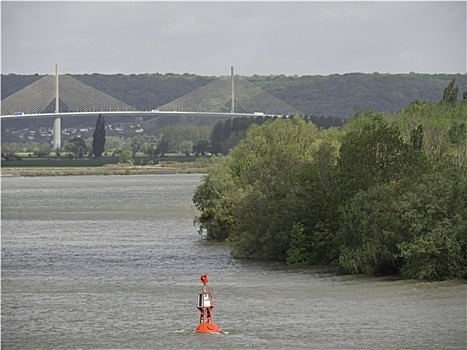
[2,72,465,119]
[193,82,467,281]
[247,72,466,118]
[1,121,213,159]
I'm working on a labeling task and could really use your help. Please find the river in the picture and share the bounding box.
[1,174,466,349]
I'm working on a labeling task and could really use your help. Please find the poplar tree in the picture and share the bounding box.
[92,114,106,158]
[210,120,224,155]
[440,79,459,105]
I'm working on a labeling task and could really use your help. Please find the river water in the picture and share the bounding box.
[1,174,465,349]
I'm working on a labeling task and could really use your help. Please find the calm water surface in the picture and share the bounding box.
[1,174,466,349]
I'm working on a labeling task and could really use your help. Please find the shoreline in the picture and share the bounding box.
[0,164,209,177]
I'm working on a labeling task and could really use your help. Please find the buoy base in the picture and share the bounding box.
[194,322,221,333]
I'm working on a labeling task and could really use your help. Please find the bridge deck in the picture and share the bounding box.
[0,111,276,120]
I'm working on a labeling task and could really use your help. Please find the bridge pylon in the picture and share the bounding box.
[54,64,61,150]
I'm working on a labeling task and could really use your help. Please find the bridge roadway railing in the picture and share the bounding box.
[0,110,281,120]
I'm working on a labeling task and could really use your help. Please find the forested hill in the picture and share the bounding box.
[2,72,465,119]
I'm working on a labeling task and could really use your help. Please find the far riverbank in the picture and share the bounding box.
[1,154,215,177]
[0,163,210,177]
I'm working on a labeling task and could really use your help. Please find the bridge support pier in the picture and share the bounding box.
[53,117,61,150]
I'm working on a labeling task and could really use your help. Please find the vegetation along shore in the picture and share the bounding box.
[193,80,467,281]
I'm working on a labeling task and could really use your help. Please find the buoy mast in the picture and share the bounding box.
[194,275,221,333]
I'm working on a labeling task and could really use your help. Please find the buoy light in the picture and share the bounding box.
[194,274,221,333]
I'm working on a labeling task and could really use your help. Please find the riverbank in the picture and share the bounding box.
[0,162,210,177]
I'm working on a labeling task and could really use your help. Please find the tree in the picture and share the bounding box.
[210,120,224,155]
[180,140,193,156]
[119,149,134,165]
[396,168,467,280]
[337,111,426,202]
[155,139,168,157]
[286,223,309,265]
[156,123,207,154]
[337,184,402,275]
[130,135,146,156]
[193,159,236,241]
[448,122,467,167]
[391,101,466,162]
[410,124,424,151]
[135,135,158,157]
[105,136,124,154]
[65,137,88,159]
[34,143,51,158]
[440,79,459,105]
[92,114,106,158]
[222,119,232,142]
[226,118,320,260]
[192,89,466,280]
[193,139,210,156]
[1,143,19,157]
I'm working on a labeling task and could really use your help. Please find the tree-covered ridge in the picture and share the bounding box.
[193,88,467,281]
[2,72,465,119]
[248,73,467,118]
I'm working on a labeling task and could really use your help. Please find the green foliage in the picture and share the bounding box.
[298,139,341,264]
[395,168,467,280]
[157,123,211,154]
[248,73,466,118]
[197,117,327,260]
[34,143,51,158]
[192,159,235,241]
[398,218,466,281]
[337,185,402,275]
[130,135,146,156]
[286,223,309,265]
[449,122,466,144]
[209,115,341,156]
[410,124,424,151]
[193,139,210,156]
[448,122,467,167]
[210,120,225,155]
[119,149,134,165]
[193,82,467,281]
[391,101,467,166]
[92,114,106,158]
[337,111,426,202]
[105,136,125,154]
[64,137,88,159]
[440,79,459,105]
[155,141,168,157]
[1,142,22,155]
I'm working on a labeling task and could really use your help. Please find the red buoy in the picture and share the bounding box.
[194,275,221,333]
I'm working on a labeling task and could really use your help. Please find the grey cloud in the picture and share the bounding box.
[1,1,465,76]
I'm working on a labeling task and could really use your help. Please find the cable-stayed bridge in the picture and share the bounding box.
[157,74,302,115]
[1,74,138,115]
[1,66,302,149]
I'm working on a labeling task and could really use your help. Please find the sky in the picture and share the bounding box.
[1,1,466,77]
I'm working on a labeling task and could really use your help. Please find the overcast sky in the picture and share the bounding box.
[1,1,466,76]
